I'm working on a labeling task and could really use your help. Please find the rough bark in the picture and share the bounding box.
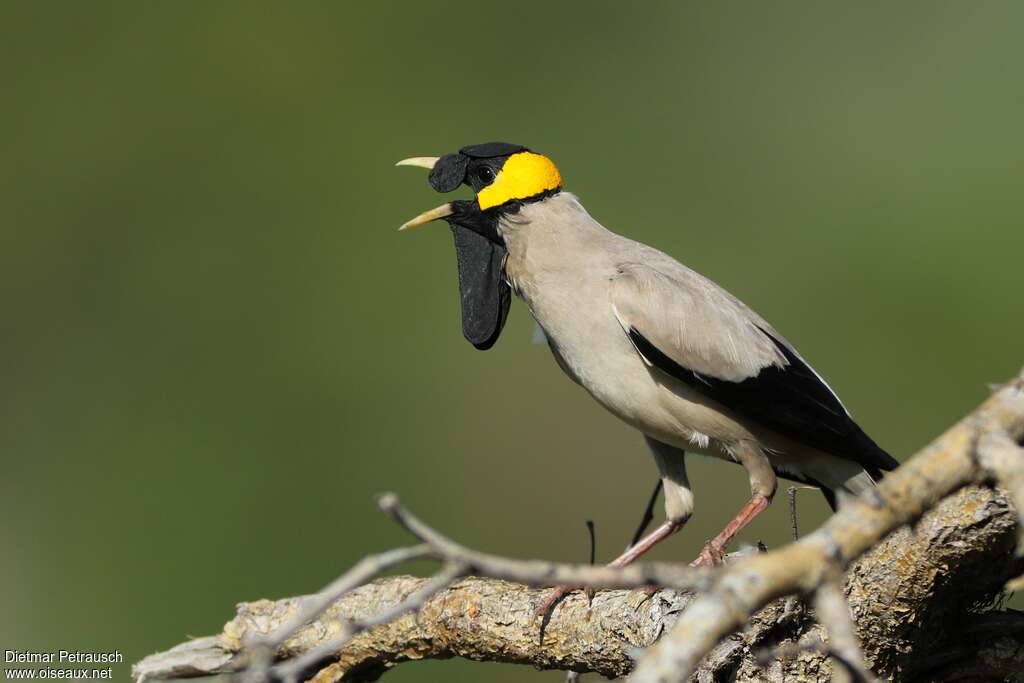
[134,371,1024,682]
[135,489,1022,682]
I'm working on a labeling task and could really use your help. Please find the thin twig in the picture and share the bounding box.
[788,486,799,541]
[259,544,431,651]
[628,480,662,550]
[586,519,596,565]
[787,485,818,541]
[584,519,597,608]
[272,563,468,683]
[237,544,433,682]
[377,492,710,591]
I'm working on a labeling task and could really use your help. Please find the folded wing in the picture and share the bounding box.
[609,262,897,477]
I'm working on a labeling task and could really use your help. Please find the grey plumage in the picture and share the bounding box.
[398,145,897,573]
[500,192,894,520]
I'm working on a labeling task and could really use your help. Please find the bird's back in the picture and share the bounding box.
[505,194,898,489]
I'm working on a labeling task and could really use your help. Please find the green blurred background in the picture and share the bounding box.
[2,2,1022,681]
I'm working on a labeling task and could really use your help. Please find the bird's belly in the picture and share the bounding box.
[535,305,748,457]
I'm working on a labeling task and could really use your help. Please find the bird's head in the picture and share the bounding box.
[396,142,562,350]
[396,142,562,239]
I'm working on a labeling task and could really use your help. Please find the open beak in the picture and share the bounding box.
[395,156,440,170]
[396,156,452,230]
[398,202,454,231]
[396,153,510,349]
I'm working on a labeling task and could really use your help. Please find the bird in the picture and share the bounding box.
[396,142,898,600]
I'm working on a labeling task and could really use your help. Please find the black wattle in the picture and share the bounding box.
[428,154,469,193]
[449,226,511,350]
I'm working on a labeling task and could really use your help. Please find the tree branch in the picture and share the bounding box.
[134,371,1024,682]
[631,371,1024,683]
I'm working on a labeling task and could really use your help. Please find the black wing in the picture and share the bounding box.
[628,326,898,479]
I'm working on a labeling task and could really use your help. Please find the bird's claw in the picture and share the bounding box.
[534,584,599,623]
[690,543,725,567]
[626,584,661,610]
[534,585,577,619]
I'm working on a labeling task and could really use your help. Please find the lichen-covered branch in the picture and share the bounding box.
[134,490,1021,681]
[133,577,694,682]
[134,371,1024,683]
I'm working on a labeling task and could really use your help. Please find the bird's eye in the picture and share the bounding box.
[477,167,495,184]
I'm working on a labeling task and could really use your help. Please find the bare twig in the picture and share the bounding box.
[259,544,430,651]
[236,544,432,682]
[377,492,711,592]
[272,563,467,682]
[788,485,800,541]
[629,480,663,550]
[786,485,817,541]
[585,519,596,565]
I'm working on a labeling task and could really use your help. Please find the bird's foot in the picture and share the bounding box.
[535,519,684,626]
[626,584,662,609]
[534,584,595,620]
[690,542,725,567]
[689,494,771,567]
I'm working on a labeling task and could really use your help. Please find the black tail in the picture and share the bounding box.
[851,421,899,482]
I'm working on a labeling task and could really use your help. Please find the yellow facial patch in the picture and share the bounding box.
[476,152,562,210]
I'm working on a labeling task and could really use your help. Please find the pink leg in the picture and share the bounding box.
[534,519,684,617]
[690,494,770,567]
[609,519,683,566]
